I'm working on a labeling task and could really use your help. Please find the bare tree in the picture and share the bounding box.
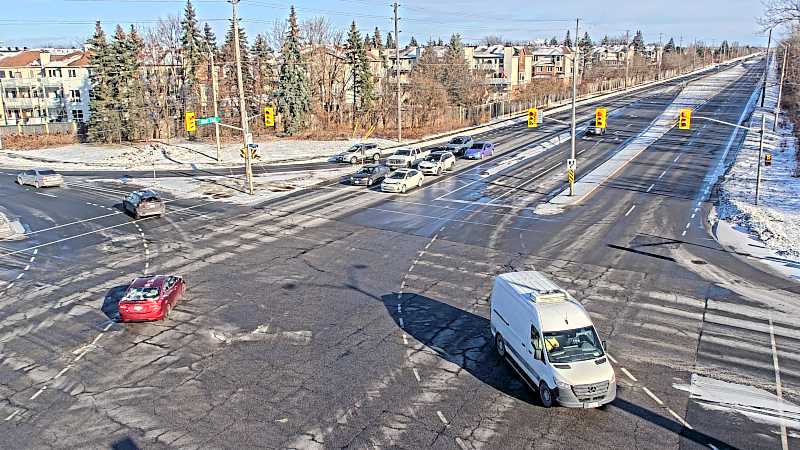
[761,0,800,28]
[266,18,287,54]
[481,35,504,46]
[302,17,336,46]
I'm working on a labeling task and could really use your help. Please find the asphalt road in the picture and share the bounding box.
[2,57,795,450]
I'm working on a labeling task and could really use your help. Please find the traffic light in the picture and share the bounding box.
[263,106,275,127]
[241,145,258,159]
[679,109,692,130]
[527,108,538,128]
[184,112,196,132]
[595,108,607,129]
[765,153,772,166]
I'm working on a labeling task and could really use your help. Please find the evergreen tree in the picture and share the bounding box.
[276,6,311,135]
[436,38,444,46]
[180,0,204,96]
[447,33,464,57]
[409,36,418,47]
[87,21,120,143]
[364,35,373,50]
[563,30,572,48]
[443,33,471,106]
[221,17,256,115]
[373,28,382,51]
[579,32,593,54]
[346,21,375,114]
[601,35,610,46]
[632,30,645,53]
[386,31,394,49]
[549,36,558,46]
[665,37,676,53]
[252,33,274,110]
[203,22,217,57]
[125,25,146,140]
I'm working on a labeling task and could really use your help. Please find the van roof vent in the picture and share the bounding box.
[529,290,568,304]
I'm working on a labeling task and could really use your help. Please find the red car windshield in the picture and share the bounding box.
[124,287,160,301]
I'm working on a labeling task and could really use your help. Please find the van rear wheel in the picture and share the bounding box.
[494,334,506,358]
[539,382,554,408]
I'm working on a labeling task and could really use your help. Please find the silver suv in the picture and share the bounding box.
[123,190,166,219]
[446,136,474,157]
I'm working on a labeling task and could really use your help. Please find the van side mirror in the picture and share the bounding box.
[534,349,543,361]
[602,340,608,350]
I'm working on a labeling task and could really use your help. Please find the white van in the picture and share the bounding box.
[489,271,616,408]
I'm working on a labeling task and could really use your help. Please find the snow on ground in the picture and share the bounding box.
[718,55,800,264]
[90,166,355,206]
[0,137,400,171]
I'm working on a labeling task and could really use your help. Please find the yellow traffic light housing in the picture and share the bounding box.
[527,108,538,128]
[184,112,196,132]
[264,106,275,127]
[679,109,692,130]
[595,108,607,129]
[765,153,772,166]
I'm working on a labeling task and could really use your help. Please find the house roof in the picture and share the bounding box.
[532,46,571,57]
[0,49,90,68]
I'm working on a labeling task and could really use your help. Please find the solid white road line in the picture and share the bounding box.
[646,184,655,193]
[620,367,638,382]
[29,386,46,400]
[624,205,637,217]
[642,386,664,406]
[667,408,693,429]
[34,192,57,198]
[769,317,789,450]
[436,410,449,425]
[4,409,21,421]
[412,368,421,382]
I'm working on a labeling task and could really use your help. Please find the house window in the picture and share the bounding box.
[71,109,84,121]
[0,71,3,79]
[547,66,553,72]
[70,90,81,99]
[68,69,77,78]
[47,69,61,78]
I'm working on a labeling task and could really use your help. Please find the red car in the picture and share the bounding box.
[118,275,185,322]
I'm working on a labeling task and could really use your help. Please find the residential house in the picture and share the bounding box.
[464,45,533,94]
[531,46,575,82]
[589,45,634,67]
[0,48,91,126]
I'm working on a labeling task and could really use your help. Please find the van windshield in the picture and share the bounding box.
[543,326,604,363]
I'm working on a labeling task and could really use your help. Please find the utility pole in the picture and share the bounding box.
[624,30,630,90]
[761,28,772,108]
[207,43,222,163]
[775,44,789,131]
[393,2,401,142]
[657,33,663,81]
[756,114,766,205]
[692,38,696,70]
[569,18,579,196]
[230,0,254,194]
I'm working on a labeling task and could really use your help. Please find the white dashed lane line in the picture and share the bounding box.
[624,205,637,217]
[0,249,38,295]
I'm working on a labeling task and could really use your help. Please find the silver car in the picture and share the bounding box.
[123,190,166,219]
[16,168,64,188]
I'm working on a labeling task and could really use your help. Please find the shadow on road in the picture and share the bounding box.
[101,285,128,322]
[110,437,141,450]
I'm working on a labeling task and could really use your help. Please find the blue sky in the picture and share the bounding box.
[0,0,768,49]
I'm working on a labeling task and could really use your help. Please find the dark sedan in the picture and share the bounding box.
[349,164,390,186]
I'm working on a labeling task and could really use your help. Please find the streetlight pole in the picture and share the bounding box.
[774,44,789,132]
[624,30,630,90]
[657,33,663,81]
[761,28,772,108]
[230,0,254,194]
[569,18,579,196]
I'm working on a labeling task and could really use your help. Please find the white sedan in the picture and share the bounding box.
[381,169,424,194]
[17,168,64,188]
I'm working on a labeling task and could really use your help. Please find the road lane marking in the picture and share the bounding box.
[412,368,421,382]
[620,367,638,382]
[682,230,687,237]
[607,354,618,364]
[659,170,667,179]
[436,410,449,425]
[29,386,46,400]
[624,205,637,217]
[402,333,408,345]
[642,386,664,405]
[399,318,404,329]
[769,317,789,450]
[34,192,57,198]
[667,408,693,429]
[685,223,691,229]
[674,155,680,162]
[646,184,655,193]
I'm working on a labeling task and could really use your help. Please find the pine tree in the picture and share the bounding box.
[203,22,217,57]
[125,25,147,140]
[373,28,382,51]
[579,32,593,54]
[87,21,121,143]
[632,30,645,53]
[252,33,274,111]
[386,31,394,49]
[409,36,418,47]
[180,0,204,101]
[549,36,558,46]
[665,37,676,53]
[222,17,256,116]
[346,21,375,115]
[563,30,572,48]
[276,6,310,135]
[444,33,471,106]
[436,38,444,46]
[364,35,372,50]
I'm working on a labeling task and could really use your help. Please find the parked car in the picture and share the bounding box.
[381,169,424,193]
[118,275,186,322]
[336,143,381,164]
[418,151,456,175]
[490,271,616,408]
[349,164,390,186]
[463,142,495,160]
[386,147,430,169]
[16,168,64,188]
[585,122,606,136]
[122,190,166,219]
[446,136,474,156]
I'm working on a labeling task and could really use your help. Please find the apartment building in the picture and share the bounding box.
[531,46,575,82]
[0,48,91,126]
[464,45,533,92]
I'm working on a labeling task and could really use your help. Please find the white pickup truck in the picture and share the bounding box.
[386,147,429,169]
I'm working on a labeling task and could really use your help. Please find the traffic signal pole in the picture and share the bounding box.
[231,0,254,195]
[569,18,579,196]
[207,43,222,163]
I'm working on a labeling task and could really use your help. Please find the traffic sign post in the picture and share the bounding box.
[567,158,577,196]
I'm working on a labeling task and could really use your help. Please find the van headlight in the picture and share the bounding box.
[610,371,616,384]
[555,378,571,390]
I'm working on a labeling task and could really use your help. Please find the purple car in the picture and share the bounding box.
[464,142,495,160]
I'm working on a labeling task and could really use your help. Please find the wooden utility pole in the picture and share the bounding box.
[775,44,789,131]
[393,2,401,142]
[761,28,772,108]
[207,44,222,162]
[624,30,630,90]
[230,0,254,194]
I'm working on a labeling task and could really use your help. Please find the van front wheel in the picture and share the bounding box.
[494,334,506,358]
[539,382,554,408]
